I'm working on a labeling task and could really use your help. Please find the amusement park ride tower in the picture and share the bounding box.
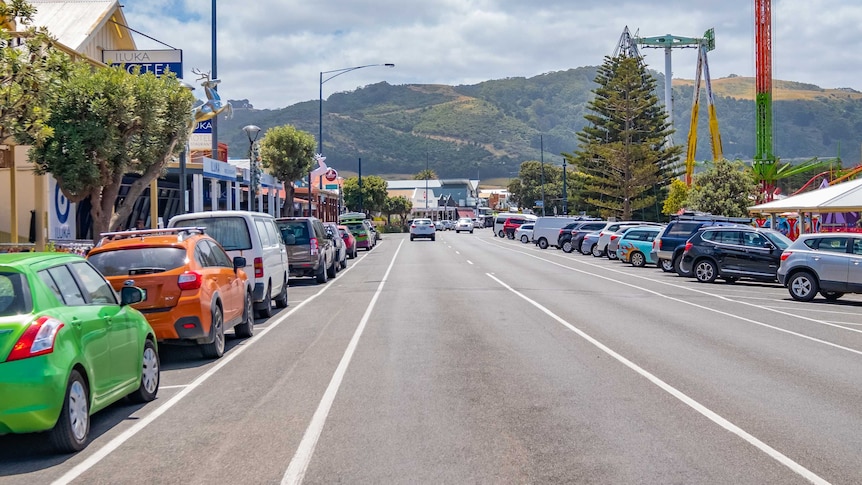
[753,0,778,200]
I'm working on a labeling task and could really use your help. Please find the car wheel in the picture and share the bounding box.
[520,235,529,243]
[538,238,549,250]
[630,251,646,267]
[561,240,573,253]
[431,235,436,241]
[50,369,90,453]
[274,277,288,308]
[352,247,358,258]
[316,261,328,283]
[456,230,460,234]
[469,230,473,234]
[497,230,505,238]
[584,243,595,256]
[255,285,273,319]
[607,251,618,260]
[410,235,415,241]
[327,258,337,278]
[235,292,255,338]
[201,306,225,358]
[694,259,718,283]
[127,339,160,403]
[788,271,818,302]
[659,258,674,272]
[674,253,691,277]
[820,291,844,301]
[591,244,604,257]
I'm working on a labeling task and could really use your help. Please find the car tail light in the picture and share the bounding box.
[610,235,619,242]
[683,242,693,253]
[655,238,662,250]
[780,251,792,261]
[254,257,264,278]
[310,237,319,256]
[178,271,202,290]
[6,317,64,362]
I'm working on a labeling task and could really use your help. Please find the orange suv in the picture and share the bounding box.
[87,227,254,359]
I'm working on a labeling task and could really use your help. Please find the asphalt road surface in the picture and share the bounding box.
[3,229,862,484]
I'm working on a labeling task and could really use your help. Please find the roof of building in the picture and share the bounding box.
[28,0,134,53]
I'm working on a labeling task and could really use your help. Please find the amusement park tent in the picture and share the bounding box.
[748,177,862,214]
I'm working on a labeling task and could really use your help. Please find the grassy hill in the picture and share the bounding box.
[217,68,862,181]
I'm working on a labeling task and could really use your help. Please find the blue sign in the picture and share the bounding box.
[194,120,213,134]
[102,50,184,79]
[202,157,238,182]
[535,200,544,207]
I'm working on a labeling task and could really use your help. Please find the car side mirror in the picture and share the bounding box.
[233,256,247,272]
[120,286,145,306]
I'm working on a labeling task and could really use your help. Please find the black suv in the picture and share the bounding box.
[651,213,753,275]
[559,221,608,253]
[679,226,792,283]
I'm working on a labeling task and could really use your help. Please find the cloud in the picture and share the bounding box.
[124,0,862,109]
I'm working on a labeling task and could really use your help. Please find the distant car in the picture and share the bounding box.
[455,218,474,233]
[777,233,862,302]
[0,252,158,452]
[442,220,455,231]
[276,217,338,284]
[337,225,358,259]
[410,218,436,241]
[87,227,254,359]
[323,222,347,271]
[434,220,445,231]
[516,223,535,244]
[472,218,483,229]
[503,217,527,239]
[679,226,792,283]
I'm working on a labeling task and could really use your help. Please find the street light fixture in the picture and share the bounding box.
[242,124,261,212]
[316,62,395,217]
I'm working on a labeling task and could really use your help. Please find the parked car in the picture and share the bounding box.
[559,221,608,253]
[364,220,381,244]
[777,233,862,301]
[651,213,753,275]
[276,217,338,284]
[589,222,661,257]
[442,220,455,231]
[679,226,792,283]
[0,252,158,452]
[455,217,474,233]
[615,226,664,267]
[339,213,375,251]
[169,211,289,319]
[606,223,664,260]
[516,223,535,244]
[323,222,347,271]
[472,218,483,229]
[503,217,528,239]
[434,220,445,231]
[88,227,253,358]
[532,217,583,249]
[337,225,358,259]
[580,231,602,255]
[493,213,537,238]
[410,218,436,241]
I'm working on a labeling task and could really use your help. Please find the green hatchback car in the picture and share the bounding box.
[0,253,159,453]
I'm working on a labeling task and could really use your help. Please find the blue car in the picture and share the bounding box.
[616,226,664,267]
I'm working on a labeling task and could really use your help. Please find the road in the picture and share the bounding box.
[3,229,862,484]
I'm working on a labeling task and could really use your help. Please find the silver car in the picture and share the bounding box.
[410,218,436,241]
[455,218,474,233]
[777,232,862,302]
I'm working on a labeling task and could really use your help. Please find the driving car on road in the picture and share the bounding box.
[777,232,862,302]
[0,252,158,452]
[410,218,436,241]
[87,227,254,359]
[455,217,474,233]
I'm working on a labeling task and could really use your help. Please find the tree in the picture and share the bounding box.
[383,195,412,226]
[413,169,436,180]
[342,175,388,215]
[0,0,72,146]
[685,158,757,217]
[663,178,690,216]
[29,63,195,241]
[568,55,682,220]
[258,125,316,216]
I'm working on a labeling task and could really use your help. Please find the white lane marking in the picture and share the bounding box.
[282,240,404,485]
[486,272,830,485]
[481,238,862,344]
[765,305,862,316]
[455,251,460,255]
[467,260,474,265]
[52,251,368,485]
[157,385,188,390]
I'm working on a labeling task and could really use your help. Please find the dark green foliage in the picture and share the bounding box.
[686,159,757,217]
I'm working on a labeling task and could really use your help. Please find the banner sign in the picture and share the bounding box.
[202,157,237,181]
[102,49,183,78]
[48,177,76,240]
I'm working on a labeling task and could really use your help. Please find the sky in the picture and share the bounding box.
[124,0,862,111]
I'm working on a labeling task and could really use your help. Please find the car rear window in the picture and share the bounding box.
[173,217,252,251]
[667,222,702,236]
[88,247,187,276]
[277,221,310,245]
[0,272,29,316]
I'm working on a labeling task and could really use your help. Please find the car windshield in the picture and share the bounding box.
[345,223,367,234]
[88,247,188,276]
[0,272,29,316]
[173,217,252,251]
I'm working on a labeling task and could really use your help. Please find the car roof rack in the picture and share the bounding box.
[670,211,752,223]
[96,227,207,247]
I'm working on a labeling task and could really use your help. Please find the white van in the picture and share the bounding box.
[531,217,584,249]
[493,213,537,238]
[169,211,289,318]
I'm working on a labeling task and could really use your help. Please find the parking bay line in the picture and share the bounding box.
[487,272,829,485]
[282,239,404,485]
[52,247,370,485]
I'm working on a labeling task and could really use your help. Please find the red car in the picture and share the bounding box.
[338,225,358,259]
[503,218,526,239]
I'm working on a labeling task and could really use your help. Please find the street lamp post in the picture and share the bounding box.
[317,63,395,218]
[242,125,261,212]
[425,151,429,211]
[562,159,568,215]
[540,134,546,216]
[358,157,363,215]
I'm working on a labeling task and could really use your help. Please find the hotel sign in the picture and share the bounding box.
[102,50,183,78]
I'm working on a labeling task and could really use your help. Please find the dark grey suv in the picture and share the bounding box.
[276,217,337,284]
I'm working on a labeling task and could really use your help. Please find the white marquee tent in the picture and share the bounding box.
[749,177,862,214]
